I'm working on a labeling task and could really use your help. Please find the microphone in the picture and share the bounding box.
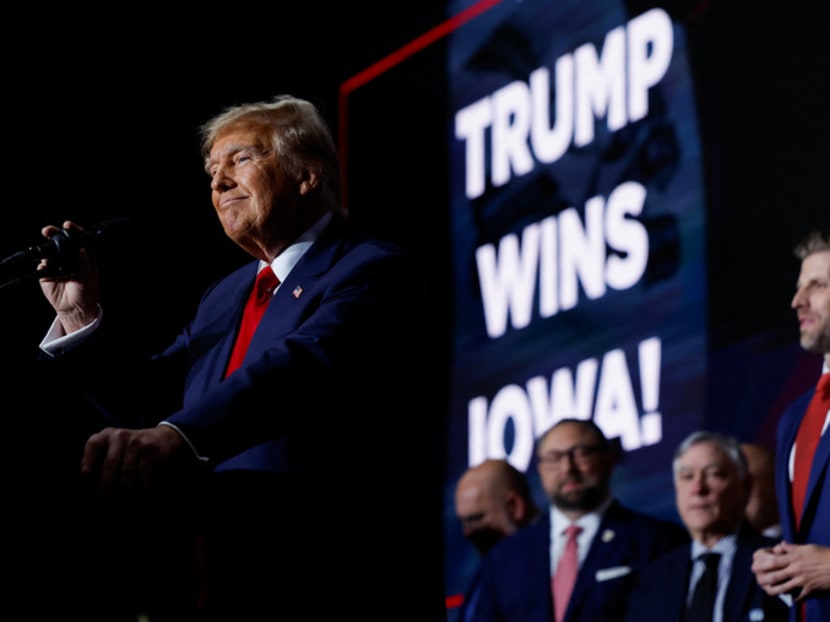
[0,217,132,271]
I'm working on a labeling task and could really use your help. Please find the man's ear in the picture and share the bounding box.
[505,490,527,522]
[299,169,320,195]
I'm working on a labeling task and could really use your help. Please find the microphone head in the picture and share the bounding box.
[0,216,133,273]
[50,217,134,273]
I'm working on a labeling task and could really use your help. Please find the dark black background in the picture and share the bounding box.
[1,3,453,352]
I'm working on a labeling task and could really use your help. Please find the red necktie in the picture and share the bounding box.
[791,373,830,529]
[225,266,279,377]
[552,524,582,622]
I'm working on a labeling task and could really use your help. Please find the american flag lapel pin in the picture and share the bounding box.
[292,285,303,299]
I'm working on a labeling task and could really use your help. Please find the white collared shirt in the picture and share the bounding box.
[549,496,613,574]
[687,535,738,622]
[266,211,331,286]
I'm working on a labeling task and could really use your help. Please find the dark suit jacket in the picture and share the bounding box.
[458,562,486,622]
[624,525,790,622]
[37,214,446,621]
[775,383,830,622]
[139,215,427,470]
[470,500,689,622]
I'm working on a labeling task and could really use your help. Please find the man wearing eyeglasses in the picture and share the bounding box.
[470,418,688,622]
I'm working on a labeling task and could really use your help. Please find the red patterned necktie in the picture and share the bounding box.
[552,524,582,622]
[225,266,279,377]
[791,372,830,529]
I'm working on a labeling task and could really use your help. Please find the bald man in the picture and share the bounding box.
[455,459,540,555]
[455,459,540,621]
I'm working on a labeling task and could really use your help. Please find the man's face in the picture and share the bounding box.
[792,249,830,355]
[674,441,748,545]
[536,422,613,515]
[207,121,299,260]
[454,475,516,555]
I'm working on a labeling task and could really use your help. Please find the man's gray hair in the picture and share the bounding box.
[672,430,748,480]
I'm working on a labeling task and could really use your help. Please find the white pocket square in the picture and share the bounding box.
[595,566,632,582]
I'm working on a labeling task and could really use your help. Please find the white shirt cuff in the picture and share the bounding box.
[158,421,210,463]
[39,306,103,356]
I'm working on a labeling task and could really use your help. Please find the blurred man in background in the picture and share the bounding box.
[626,431,788,622]
[454,458,541,621]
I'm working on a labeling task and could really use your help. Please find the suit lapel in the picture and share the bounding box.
[566,502,625,616]
[237,217,347,369]
[777,392,811,540]
[802,430,830,538]
[723,532,755,622]
[654,546,693,620]
[199,262,260,388]
[529,517,557,622]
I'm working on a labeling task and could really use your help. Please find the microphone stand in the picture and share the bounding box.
[0,263,72,291]
[0,217,131,290]
[0,269,41,291]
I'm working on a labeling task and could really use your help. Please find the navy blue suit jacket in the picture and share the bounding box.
[162,215,430,472]
[774,382,830,622]
[458,563,486,622]
[624,525,790,622]
[58,214,431,473]
[39,214,446,620]
[470,500,689,622]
